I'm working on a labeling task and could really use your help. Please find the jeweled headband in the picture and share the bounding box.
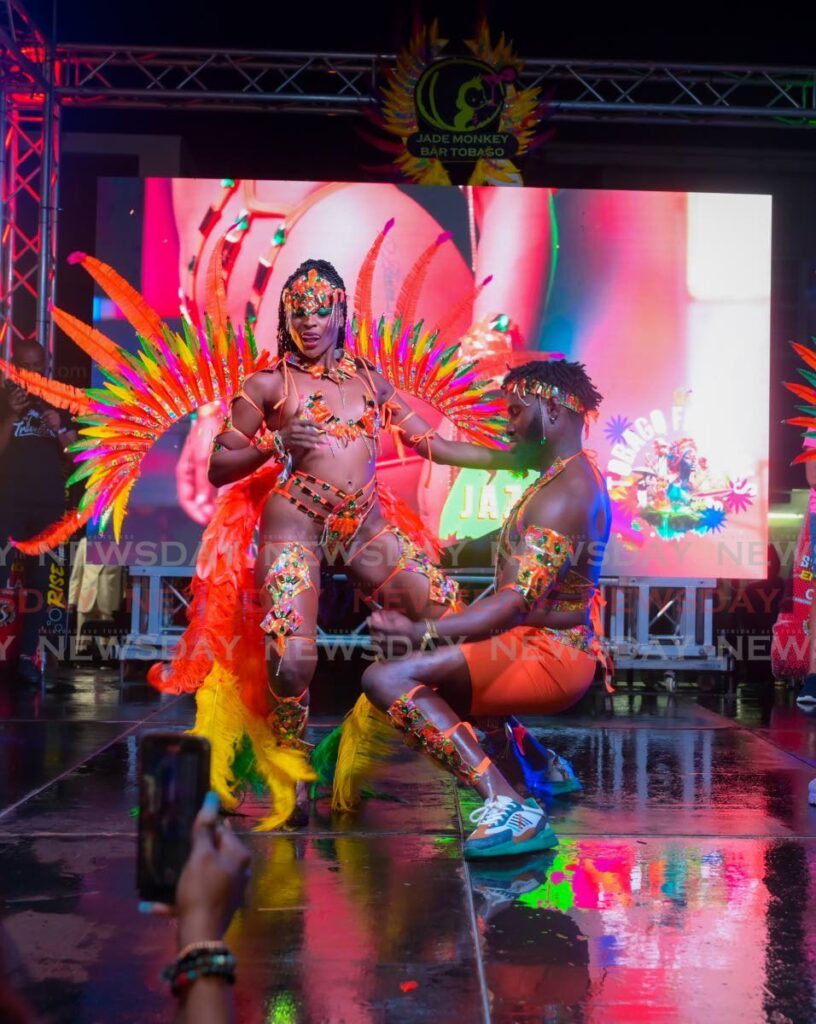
[502,378,586,415]
[283,268,345,317]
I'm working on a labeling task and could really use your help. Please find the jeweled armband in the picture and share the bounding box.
[506,526,574,608]
[253,427,286,457]
[253,427,292,482]
[211,414,249,453]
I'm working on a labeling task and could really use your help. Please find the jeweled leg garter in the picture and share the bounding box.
[260,543,316,656]
[387,685,491,785]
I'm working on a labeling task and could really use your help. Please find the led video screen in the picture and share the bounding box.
[90,179,770,578]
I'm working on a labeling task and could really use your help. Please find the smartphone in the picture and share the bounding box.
[136,733,211,903]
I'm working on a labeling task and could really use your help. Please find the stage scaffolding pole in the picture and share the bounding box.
[35,40,58,368]
[0,90,11,363]
[0,0,58,355]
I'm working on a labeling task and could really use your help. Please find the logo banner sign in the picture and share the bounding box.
[377,22,548,186]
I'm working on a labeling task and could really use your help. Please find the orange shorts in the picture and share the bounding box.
[460,626,598,717]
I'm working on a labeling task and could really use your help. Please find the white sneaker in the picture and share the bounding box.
[464,795,557,859]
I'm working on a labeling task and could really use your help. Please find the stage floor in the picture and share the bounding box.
[2,672,816,1023]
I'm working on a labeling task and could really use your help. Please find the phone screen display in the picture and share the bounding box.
[137,733,211,903]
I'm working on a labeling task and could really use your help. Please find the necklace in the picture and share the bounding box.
[285,350,358,386]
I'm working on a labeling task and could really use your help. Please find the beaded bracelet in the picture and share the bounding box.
[176,939,230,962]
[162,944,236,998]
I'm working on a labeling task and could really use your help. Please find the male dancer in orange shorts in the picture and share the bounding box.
[363,358,611,858]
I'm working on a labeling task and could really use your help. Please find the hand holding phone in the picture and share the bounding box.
[137,733,212,904]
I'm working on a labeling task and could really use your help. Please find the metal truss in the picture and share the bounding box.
[119,567,730,685]
[0,0,48,91]
[524,60,816,127]
[2,11,815,126]
[0,95,59,358]
[0,0,58,359]
[27,46,816,126]
[606,578,730,681]
[57,46,381,114]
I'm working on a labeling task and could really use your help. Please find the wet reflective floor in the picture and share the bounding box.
[2,671,816,1023]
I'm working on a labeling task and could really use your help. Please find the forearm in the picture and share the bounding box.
[431,589,527,644]
[175,915,234,1024]
[177,977,234,1024]
[416,434,515,471]
[394,408,511,470]
[208,446,275,487]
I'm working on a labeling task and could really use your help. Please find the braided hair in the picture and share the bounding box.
[276,259,348,358]
[503,358,603,415]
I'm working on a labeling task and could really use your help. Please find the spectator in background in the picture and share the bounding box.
[0,341,78,687]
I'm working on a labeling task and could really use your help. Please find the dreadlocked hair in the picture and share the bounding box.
[503,359,603,414]
[276,259,348,358]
